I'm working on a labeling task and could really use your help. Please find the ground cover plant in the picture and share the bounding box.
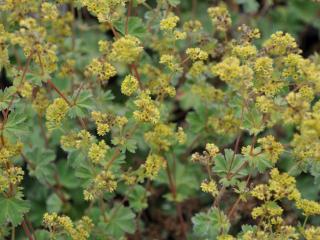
[1,0,320,239]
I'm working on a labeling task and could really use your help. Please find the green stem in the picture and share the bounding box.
[303,215,309,228]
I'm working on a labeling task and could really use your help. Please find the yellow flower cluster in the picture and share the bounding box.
[188,61,207,77]
[121,74,139,96]
[60,130,93,150]
[296,199,320,216]
[263,31,299,56]
[183,20,203,33]
[284,91,310,124]
[211,57,253,89]
[232,44,257,60]
[32,89,50,115]
[251,202,283,224]
[253,57,274,82]
[191,84,224,102]
[88,140,109,164]
[242,227,298,240]
[141,65,176,98]
[0,166,24,193]
[86,58,117,83]
[258,135,284,164]
[176,127,186,144]
[110,35,143,64]
[43,213,93,240]
[304,226,320,240]
[174,30,187,40]
[217,235,235,240]
[41,2,58,22]
[186,48,208,61]
[91,111,113,136]
[84,171,117,201]
[191,142,220,166]
[98,40,110,54]
[133,91,160,124]
[200,180,218,196]
[145,124,185,151]
[144,124,174,151]
[208,113,240,136]
[0,141,23,164]
[160,15,179,31]
[211,57,241,83]
[238,24,261,42]
[46,98,69,130]
[250,168,302,226]
[34,43,58,73]
[291,104,320,161]
[81,0,126,22]
[282,54,312,82]
[255,96,274,113]
[251,202,283,220]
[207,5,231,32]
[205,143,219,158]
[59,59,75,77]
[19,82,33,99]
[160,54,182,72]
[144,154,166,179]
[115,115,128,128]
[268,168,300,200]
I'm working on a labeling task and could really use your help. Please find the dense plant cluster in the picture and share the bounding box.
[1,0,320,239]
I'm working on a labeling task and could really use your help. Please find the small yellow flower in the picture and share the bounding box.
[121,74,139,96]
[263,31,299,56]
[91,111,112,136]
[186,48,208,61]
[207,5,231,32]
[205,143,219,158]
[160,15,179,31]
[200,180,218,196]
[41,2,58,22]
[110,35,143,64]
[46,98,69,130]
[258,135,284,164]
[296,199,320,216]
[133,91,160,124]
[144,154,166,179]
[88,140,109,164]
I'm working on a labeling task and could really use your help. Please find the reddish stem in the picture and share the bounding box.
[47,79,72,106]
[21,219,34,240]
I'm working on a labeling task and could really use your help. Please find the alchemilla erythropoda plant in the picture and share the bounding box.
[1,0,320,239]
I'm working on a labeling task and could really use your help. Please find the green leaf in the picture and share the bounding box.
[112,137,138,153]
[34,230,51,240]
[25,147,56,185]
[25,72,46,86]
[114,17,147,39]
[104,205,136,238]
[186,110,207,133]
[157,161,199,202]
[0,87,16,111]
[128,185,148,212]
[168,0,180,7]
[74,161,95,186]
[192,207,230,239]
[69,90,94,118]
[237,0,259,13]
[241,107,265,135]
[213,149,248,186]
[57,161,81,189]
[243,147,272,173]
[3,112,29,139]
[0,196,30,227]
[46,193,62,213]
